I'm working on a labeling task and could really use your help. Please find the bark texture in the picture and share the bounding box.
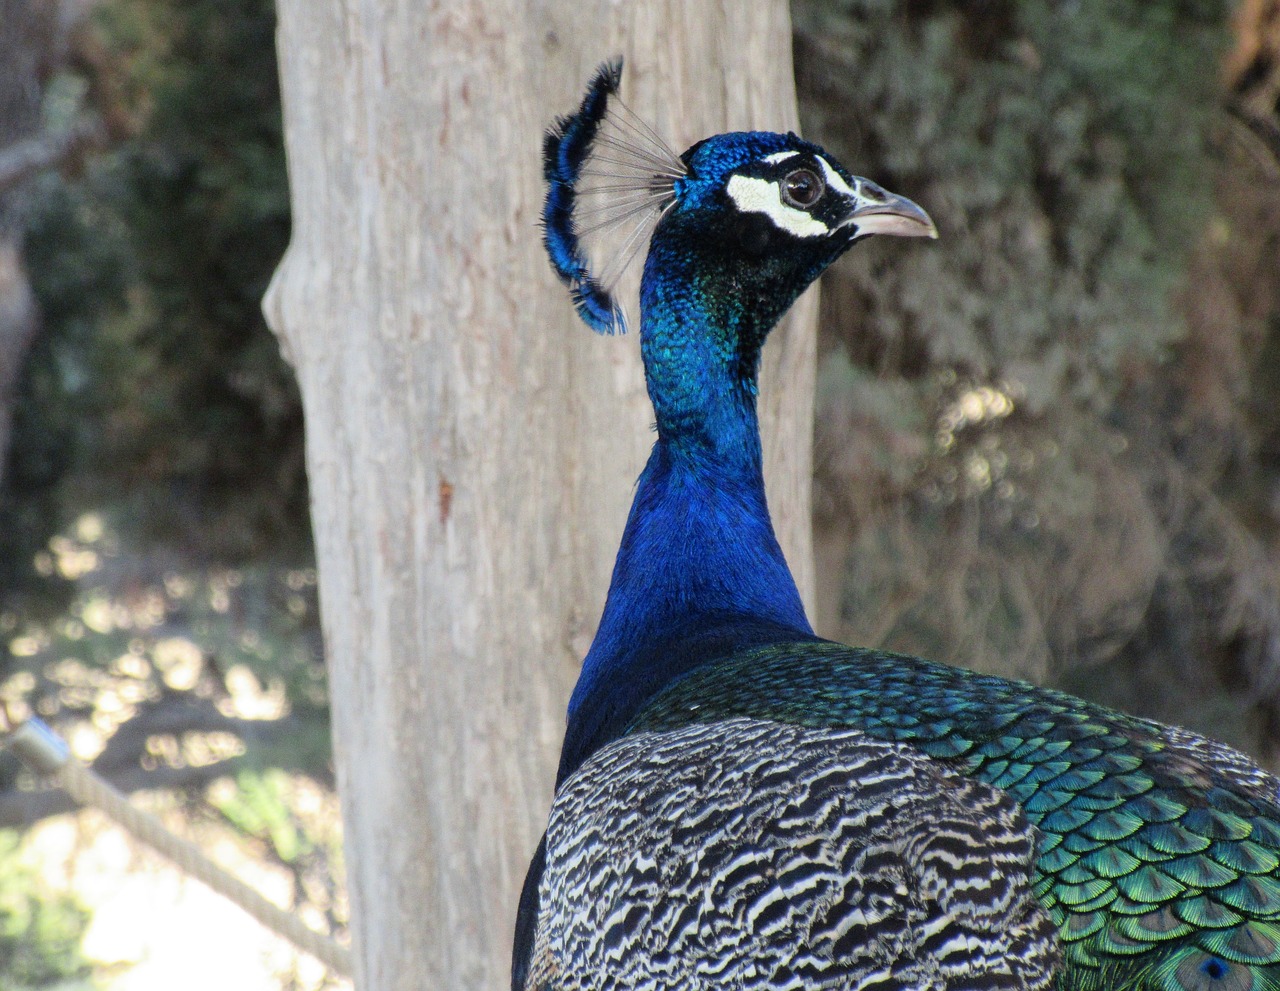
[263,4,816,988]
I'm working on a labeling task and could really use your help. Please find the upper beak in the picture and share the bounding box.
[841,186,938,240]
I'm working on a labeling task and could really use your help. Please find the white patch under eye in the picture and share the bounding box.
[761,150,800,165]
[725,174,830,238]
[815,156,857,199]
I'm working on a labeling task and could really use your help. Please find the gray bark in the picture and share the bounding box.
[263,4,816,988]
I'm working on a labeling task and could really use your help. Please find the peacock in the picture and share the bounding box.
[513,59,1280,991]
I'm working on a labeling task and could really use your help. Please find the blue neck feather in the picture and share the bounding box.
[558,234,815,782]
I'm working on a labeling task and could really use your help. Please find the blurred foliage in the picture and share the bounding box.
[2,0,302,616]
[208,770,348,947]
[798,0,1227,393]
[797,0,1280,755]
[0,0,338,981]
[0,832,92,989]
[0,512,338,982]
[0,514,331,795]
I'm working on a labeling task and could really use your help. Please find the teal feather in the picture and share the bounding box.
[625,643,1280,989]
[1089,846,1144,879]
[1116,865,1187,903]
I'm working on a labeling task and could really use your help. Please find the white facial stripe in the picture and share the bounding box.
[816,155,857,199]
[726,174,830,238]
[762,150,801,165]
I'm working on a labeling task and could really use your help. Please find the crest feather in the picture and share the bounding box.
[541,58,683,334]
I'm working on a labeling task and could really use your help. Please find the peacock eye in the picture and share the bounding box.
[781,168,824,209]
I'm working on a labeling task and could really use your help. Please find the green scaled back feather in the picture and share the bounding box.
[628,642,1280,991]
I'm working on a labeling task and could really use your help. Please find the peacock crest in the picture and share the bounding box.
[541,58,684,335]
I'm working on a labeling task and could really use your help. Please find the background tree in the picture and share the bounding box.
[8,0,303,579]
[3,0,326,812]
[263,3,816,987]
[0,1,335,985]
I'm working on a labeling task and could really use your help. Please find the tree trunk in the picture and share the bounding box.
[0,0,61,492]
[263,4,816,989]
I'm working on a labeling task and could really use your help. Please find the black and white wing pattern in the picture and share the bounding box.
[527,718,1061,991]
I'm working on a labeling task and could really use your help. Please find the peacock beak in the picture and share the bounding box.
[839,184,938,240]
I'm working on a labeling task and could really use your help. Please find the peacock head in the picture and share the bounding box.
[653,131,936,350]
[675,132,935,240]
[542,59,936,341]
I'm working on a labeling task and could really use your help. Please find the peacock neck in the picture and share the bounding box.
[580,430,812,656]
[560,250,813,781]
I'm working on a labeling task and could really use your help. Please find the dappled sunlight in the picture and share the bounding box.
[18,790,348,991]
[1,515,323,754]
[152,637,203,691]
[221,666,289,721]
[918,375,1042,521]
[0,515,342,989]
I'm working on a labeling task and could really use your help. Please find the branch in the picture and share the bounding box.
[0,693,332,830]
[1224,99,1280,177]
[89,689,302,775]
[0,754,254,829]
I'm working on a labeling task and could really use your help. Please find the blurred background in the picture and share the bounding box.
[0,0,1277,987]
